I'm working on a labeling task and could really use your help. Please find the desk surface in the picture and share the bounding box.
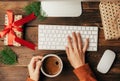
[0,1,120,81]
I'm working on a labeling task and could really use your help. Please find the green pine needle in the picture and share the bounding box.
[24,2,47,21]
[0,46,17,65]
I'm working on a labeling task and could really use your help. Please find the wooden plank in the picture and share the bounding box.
[0,27,120,47]
[99,29,120,46]
[0,52,120,81]
[0,1,33,14]
[0,16,102,27]
[82,2,100,9]
[0,1,34,26]
[0,46,120,81]
[0,45,120,67]
[18,27,120,47]
[0,1,102,26]
[0,67,120,81]
[0,46,65,66]
[0,66,28,81]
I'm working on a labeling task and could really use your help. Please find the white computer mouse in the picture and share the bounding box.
[97,49,116,74]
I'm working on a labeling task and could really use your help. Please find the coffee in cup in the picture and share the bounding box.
[41,54,63,77]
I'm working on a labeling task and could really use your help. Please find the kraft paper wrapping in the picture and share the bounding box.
[99,1,120,40]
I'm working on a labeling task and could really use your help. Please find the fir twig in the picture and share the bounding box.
[24,2,46,21]
[0,46,17,65]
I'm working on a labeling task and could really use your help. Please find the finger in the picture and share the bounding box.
[35,56,43,61]
[72,32,78,52]
[28,57,36,72]
[35,60,42,74]
[29,56,42,66]
[67,36,73,51]
[28,65,33,75]
[83,38,89,53]
[65,47,70,58]
[29,57,35,65]
[65,47,72,64]
[28,56,43,72]
[77,33,83,51]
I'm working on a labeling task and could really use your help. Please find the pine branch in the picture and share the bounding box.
[0,46,17,65]
[24,2,46,21]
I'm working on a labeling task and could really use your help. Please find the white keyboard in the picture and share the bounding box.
[38,25,98,51]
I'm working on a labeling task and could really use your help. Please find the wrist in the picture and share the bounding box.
[27,77,35,81]
[74,63,85,69]
[30,76,38,81]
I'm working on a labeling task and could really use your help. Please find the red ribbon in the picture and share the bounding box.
[0,10,36,50]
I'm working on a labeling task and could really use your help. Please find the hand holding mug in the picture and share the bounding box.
[28,56,42,81]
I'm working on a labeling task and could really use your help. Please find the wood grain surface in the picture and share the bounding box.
[0,1,120,81]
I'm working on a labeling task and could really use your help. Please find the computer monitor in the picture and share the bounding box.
[41,0,99,17]
[41,0,82,17]
[41,0,100,17]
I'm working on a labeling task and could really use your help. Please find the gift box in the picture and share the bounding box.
[4,14,22,46]
[99,0,120,40]
[0,10,37,50]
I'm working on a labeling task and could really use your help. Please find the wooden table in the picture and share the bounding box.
[0,1,120,81]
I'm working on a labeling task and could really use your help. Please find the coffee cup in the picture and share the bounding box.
[41,54,63,77]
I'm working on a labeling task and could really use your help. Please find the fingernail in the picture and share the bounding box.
[72,32,75,34]
[67,35,70,39]
[86,38,89,41]
[38,59,42,61]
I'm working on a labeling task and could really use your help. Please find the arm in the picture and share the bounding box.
[66,32,97,81]
[74,64,97,81]
[26,78,34,81]
[26,56,43,81]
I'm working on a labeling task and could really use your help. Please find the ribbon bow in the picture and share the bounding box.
[0,10,36,50]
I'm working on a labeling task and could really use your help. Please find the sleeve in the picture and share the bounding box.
[26,77,34,81]
[73,64,97,81]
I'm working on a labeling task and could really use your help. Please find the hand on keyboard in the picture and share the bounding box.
[38,25,98,51]
[66,32,89,69]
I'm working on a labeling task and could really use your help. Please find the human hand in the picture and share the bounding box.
[66,32,89,69]
[28,56,43,81]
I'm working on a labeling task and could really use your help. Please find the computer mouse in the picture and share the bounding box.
[97,49,116,74]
